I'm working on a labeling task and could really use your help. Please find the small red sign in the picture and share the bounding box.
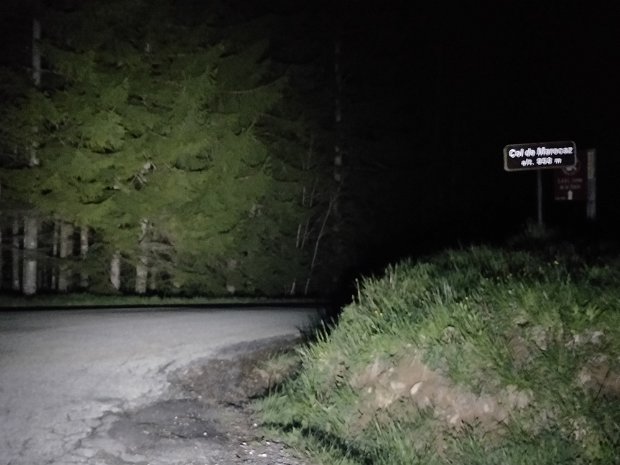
[553,152,586,201]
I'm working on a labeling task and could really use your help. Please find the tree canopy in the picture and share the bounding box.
[0,0,340,295]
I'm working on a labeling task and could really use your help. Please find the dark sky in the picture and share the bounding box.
[343,2,617,144]
[328,2,618,238]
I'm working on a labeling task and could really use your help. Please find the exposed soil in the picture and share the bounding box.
[351,353,532,434]
[172,336,303,405]
[107,335,311,465]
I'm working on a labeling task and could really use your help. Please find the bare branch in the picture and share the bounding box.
[304,192,336,295]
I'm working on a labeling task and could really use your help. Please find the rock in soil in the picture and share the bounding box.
[112,335,312,465]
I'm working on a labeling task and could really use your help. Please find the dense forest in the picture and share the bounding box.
[0,0,346,296]
[1,0,618,297]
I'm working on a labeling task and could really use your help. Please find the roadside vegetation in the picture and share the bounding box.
[0,293,319,308]
[257,241,620,465]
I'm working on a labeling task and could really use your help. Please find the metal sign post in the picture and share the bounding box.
[537,170,543,227]
[586,149,597,221]
[503,141,577,227]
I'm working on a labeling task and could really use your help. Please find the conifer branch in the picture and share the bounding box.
[217,78,282,95]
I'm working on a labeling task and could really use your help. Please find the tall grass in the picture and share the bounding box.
[257,245,620,465]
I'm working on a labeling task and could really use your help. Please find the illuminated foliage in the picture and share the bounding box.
[0,0,338,295]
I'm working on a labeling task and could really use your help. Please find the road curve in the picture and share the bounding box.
[0,307,319,465]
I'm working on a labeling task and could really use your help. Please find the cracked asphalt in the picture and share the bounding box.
[0,308,318,465]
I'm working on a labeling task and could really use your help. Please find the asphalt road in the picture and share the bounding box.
[0,307,319,465]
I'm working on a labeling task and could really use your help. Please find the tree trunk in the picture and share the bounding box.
[135,219,149,294]
[51,220,59,290]
[0,184,2,290]
[32,18,41,87]
[305,195,335,295]
[327,36,345,290]
[58,222,73,292]
[12,218,20,291]
[0,226,3,291]
[37,259,44,293]
[29,16,41,166]
[80,226,89,288]
[135,256,148,294]
[22,216,38,296]
[148,268,157,292]
[333,38,344,186]
[110,251,121,291]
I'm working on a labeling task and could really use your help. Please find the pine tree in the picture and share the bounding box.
[0,0,343,295]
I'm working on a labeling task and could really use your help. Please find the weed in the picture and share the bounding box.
[258,245,620,465]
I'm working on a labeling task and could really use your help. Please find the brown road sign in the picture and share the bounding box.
[553,151,587,201]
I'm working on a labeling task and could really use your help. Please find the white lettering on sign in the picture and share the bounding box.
[503,141,576,172]
[536,157,555,166]
[509,147,543,158]
[536,146,574,156]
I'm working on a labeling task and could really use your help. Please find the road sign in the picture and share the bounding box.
[552,148,597,221]
[553,152,586,201]
[503,141,577,172]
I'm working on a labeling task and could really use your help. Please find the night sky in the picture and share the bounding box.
[320,1,619,259]
[1,0,618,280]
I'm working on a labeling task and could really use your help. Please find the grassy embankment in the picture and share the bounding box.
[257,243,620,465]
